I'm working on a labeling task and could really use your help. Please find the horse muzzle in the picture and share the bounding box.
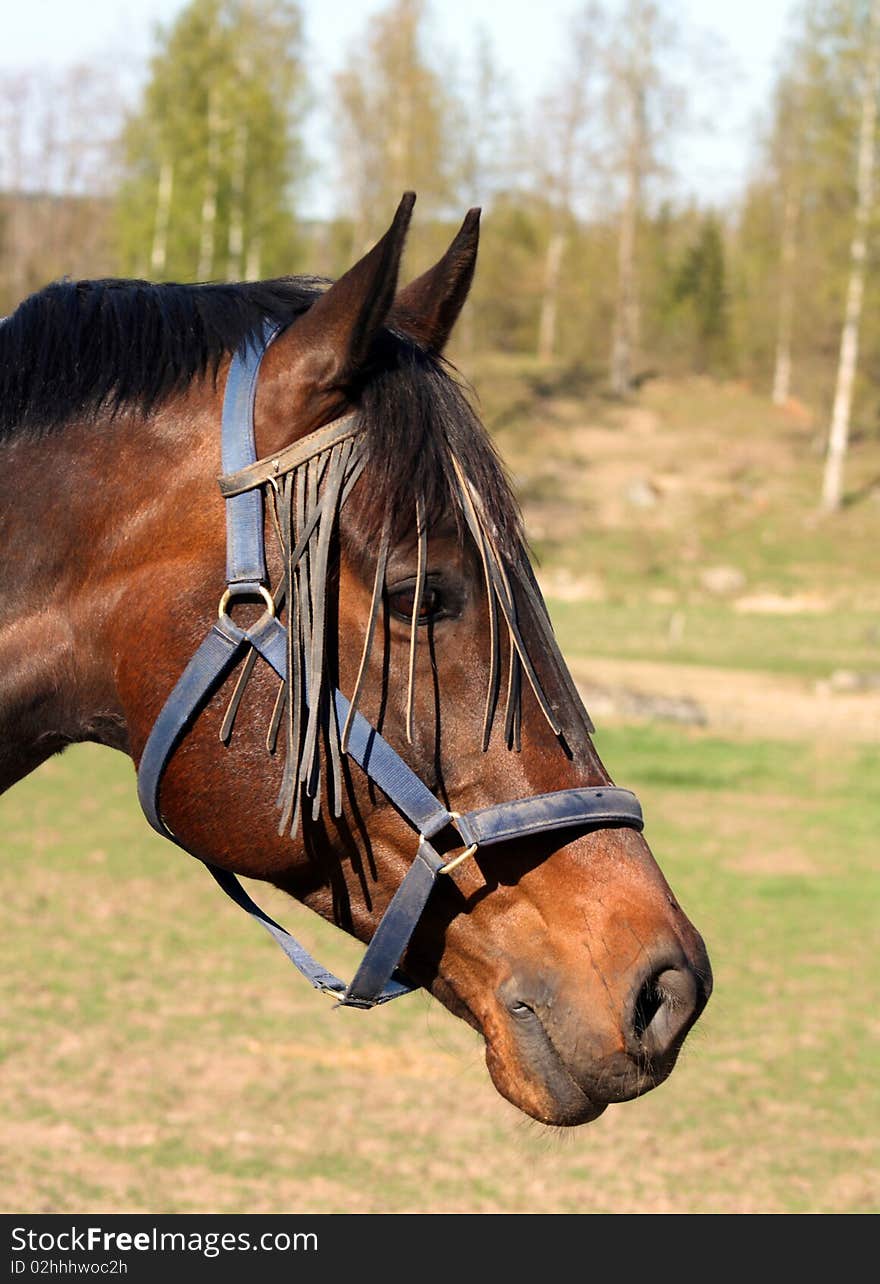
[482,943,713,1126]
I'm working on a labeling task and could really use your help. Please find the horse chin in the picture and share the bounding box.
[484,1012,609,1127]
[488,1054,608,1128]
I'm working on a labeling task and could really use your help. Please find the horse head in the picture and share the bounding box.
[0,195,711,1127]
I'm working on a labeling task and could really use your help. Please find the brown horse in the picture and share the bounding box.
[0,195,711,1127]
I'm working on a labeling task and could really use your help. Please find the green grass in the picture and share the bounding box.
[1,730,876,1214]
[545,598,880,678]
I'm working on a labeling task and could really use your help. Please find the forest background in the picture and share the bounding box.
[4,0,880,502]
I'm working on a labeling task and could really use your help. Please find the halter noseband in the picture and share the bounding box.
[136,324,644,1009]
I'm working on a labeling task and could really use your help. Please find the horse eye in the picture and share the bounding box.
[387,584,444,624]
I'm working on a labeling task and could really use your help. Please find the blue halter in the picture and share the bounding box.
[136,324,644,1009]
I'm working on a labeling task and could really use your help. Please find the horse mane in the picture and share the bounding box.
[0,276,321,435]
[0,276,521,553]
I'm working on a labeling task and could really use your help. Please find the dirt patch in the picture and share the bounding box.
[538,381,802,536]
[570,655,880,743]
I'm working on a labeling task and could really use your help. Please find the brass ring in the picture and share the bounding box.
[439,843,478,875]
[218,585,275,619]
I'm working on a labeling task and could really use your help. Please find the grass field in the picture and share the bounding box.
[1,372,877,1213]
[0,720,875,1214]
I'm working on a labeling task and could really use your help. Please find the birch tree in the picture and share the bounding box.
[735,0,868,405]
[763,2,861,408]
[769,75,808,405]
[821,0,880,511]
[333,0,458,257]
[606,0,682,395]
[0,65,121,309]
[531,7,604,362]
[451,29,519,354]
[117,0,306,282]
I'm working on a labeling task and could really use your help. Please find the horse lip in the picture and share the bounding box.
[430,971,605,1124]
[500,999,608,1125]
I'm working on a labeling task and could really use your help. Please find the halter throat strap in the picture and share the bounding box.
[136,323,644,1010]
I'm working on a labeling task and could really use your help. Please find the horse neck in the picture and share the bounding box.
[0,399,215,793]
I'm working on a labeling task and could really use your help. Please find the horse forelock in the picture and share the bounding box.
[347,334,523,561]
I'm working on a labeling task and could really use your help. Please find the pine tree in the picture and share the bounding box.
[672,213,728,372]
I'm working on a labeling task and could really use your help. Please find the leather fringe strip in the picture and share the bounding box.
[220,443,577,837]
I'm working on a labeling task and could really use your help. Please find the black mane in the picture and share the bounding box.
[0,276,521,550]
[0,277,323,436]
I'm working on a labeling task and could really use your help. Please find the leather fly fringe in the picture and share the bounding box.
[220,438,570,839]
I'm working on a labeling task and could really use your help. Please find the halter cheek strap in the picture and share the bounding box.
[136,324,644,1010]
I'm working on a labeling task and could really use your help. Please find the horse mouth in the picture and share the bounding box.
[491,1004,610,1125]
[429,972,646,1126]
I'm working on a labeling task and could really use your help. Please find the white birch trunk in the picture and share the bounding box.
[150,157,173,277]
[772,184,799,406]
[245,237,262,282]
[821,0,880,512]
[197,92,221,282]
[610,14,648,399]
[610,158,641,396]
[227,121,248,281]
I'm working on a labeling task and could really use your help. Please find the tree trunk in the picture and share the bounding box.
[610,159,640,395]
[772,184,799,406]
[2,82,29,302]
[610,31,647,399]
[245,237,262,282]
[227,121,248,281]
[150,157,173,277]
[197,91,221,282]
[537,229,566,362]
[820,0,880,512]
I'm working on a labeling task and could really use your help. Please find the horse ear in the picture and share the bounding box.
[255,192,416,452]
[390,207,480,353]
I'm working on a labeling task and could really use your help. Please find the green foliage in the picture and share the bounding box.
[669,214,729,372]
[6,0,880,406]
[115,0,307,283]
[332,0,462,250]
[469,194,550,353]
[731,0,880,413]
[729,183,782,383]
[642,203,716,375]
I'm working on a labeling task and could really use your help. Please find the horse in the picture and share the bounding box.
[0,193,711,1128]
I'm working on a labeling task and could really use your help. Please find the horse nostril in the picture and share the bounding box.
[632,966,699,1057]
[633,975,664,1041]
